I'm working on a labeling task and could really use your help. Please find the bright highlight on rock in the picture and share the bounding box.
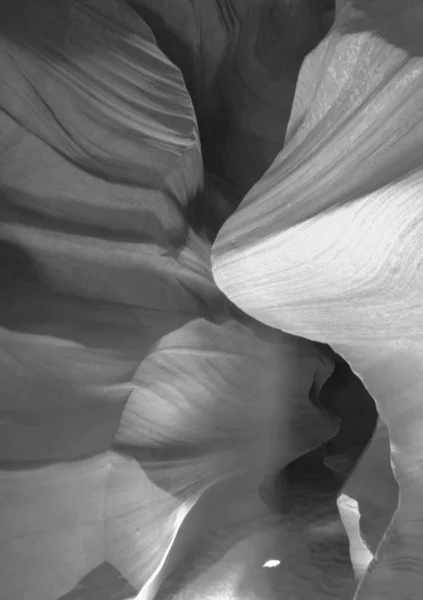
[262,560,281,568]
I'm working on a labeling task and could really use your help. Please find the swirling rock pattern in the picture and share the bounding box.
[129,0,334,229]
[0,1,347,599]
[213,1,423,598]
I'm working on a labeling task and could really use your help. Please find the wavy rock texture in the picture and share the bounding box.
[0,1,349,599]
[213,1,423,598]
[128,0,334,231]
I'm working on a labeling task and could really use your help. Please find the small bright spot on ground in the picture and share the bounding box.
[263,559,280,568]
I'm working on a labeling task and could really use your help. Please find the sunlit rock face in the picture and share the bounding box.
[342,419,399,557]
[213,1,423,598]
[0,1,351,600]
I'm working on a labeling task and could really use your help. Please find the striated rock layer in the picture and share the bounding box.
[129,0,334,229]
[0,1,344,599]
[213,1,423,598]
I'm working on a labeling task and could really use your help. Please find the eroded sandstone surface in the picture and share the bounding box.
[1,1,406,599]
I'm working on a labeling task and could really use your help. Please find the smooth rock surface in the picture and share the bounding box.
[0,2,349,599]
[212,1,423,598]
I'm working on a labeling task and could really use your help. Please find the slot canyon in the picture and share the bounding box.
[0,1,420,599]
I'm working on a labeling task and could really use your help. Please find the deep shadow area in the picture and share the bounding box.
[129,0,336,237]
[274,354,378,515]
